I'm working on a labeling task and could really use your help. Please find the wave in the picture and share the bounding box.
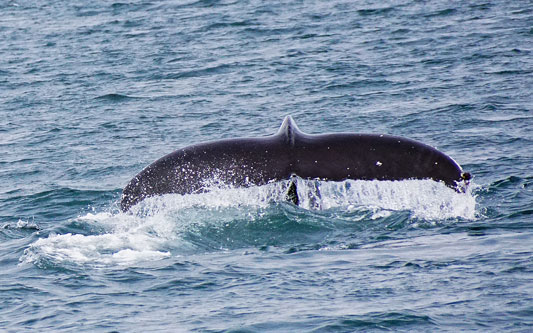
[94,93,143,102]
[20,179,477,268]
[155,63,234,80]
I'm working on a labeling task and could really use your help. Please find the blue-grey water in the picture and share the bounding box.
[1,0,532,331]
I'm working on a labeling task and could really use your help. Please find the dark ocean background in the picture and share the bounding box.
[1,0,532,331]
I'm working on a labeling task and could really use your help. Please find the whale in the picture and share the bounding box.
[121,116,471,211]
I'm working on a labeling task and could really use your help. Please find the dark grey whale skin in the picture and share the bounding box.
[121,116,470,211]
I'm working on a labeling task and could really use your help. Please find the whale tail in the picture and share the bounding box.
[121,116,470,212]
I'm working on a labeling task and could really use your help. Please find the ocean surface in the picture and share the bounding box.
[1,0,532,331]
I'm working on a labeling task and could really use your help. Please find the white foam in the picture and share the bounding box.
[21,232,170,267]
[293,178,476,220]
[20,179,476,267]
[128,180,290,216]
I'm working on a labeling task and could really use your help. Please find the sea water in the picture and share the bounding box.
[1,0,532,331]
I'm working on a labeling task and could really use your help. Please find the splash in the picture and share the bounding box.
[20,179,476,267]
[21,231,170,267]
[294,178,476,220]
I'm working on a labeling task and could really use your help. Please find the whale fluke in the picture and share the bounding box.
[121,116,470,211]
